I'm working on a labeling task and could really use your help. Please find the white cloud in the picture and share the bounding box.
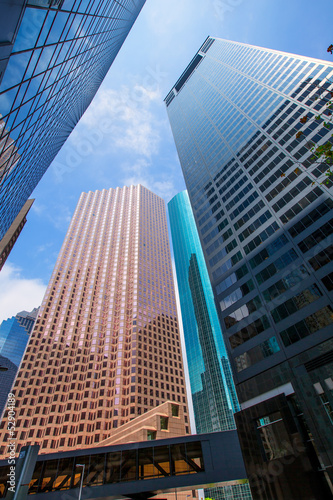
[0,263,46,324]
[69,84,162,159]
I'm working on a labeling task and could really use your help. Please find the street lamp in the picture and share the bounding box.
[76,463,85,500]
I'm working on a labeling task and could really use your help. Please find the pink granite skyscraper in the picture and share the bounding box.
[0,185,189,456]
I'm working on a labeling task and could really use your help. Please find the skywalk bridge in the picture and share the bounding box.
[0,431,248,499]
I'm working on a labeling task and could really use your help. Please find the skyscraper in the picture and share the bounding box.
[165,38,333,499]
[0,185,189,457]
[0,308,38,418]
[169,191,239,432]
[169,190,251,500]
[0,198,34,271]
[0,0,146,240]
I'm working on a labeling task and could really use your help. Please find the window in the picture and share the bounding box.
[160,416,168,430]
[308,244,333,270]
[147,430,156,440]
[244,222,279,255]
[321,272,333,291]
[270,285,322,323]
[289,198,333,237]
[220,279,255,311]
[280,187,323,224]
[224,296,262,329]
[216,264,249,295]
[280,306,333,346]
[262,265,309,302]
[229,315,270,348]
[298,219,333,253]
[255,249,298,285]
[171,404,179,417]
[235,337,280,372]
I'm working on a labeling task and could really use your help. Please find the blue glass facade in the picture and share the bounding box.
[166,38,333,499]
[169,191,251,499]
[0,0,145,240]
[169,191,238,430]
[0,308,37,417]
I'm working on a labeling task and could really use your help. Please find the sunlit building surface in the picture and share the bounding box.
[169,190,252,500]
[0,0,146,240]
[166,37,333,499]
[0,185,190,456]
[0,308,38,418]
[0,198,33,270]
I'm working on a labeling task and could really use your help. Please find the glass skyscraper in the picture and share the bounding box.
[169,190,251,500]
[0,185,189,457]
[166,38,333,499]
[0,0,146,240]
[0,308,38,418]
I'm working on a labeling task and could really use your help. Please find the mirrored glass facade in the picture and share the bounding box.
[169,191,239,431]
[0,0,145,240]
[169,191,251,500]
[166,38,333,499]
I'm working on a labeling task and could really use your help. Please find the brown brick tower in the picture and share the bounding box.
[0,185,190,457]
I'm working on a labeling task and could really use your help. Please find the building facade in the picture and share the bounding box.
[0,0,146,240]
[165,38,333,499]
[0,185,190,457]
[0,308,38,417]
[169,190,252,499]
[0,198,34,271]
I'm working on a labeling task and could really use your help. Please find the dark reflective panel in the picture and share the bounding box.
[87,454,105,486]
[53,457,74,490]
[28,461,44,494]
[185,442,204,473]
[39,458,59,492]
[171,444,188,475]
[153,445,171,477]
[105,452,121,484]
[138,447,158,480]
[0,465,10,498]
[120,450,137,482]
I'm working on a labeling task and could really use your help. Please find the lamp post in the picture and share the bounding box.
[76,463,85,500]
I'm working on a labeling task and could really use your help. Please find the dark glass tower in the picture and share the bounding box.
[0,0,146,240]
[166,38,333,499]
[169,190,252,499]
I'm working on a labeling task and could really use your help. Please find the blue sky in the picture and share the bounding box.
[1,0,332,322]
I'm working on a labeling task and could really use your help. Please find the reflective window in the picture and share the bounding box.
[262,265,309,302]
[280,306,333,346]
[224,296,262,329]
[270,285,322,323]
[289,199,333,237]
[220,279,254,311]
[249,234,288,269]
[235,337,280,372]
[244,221,279,255]
[255,249,298,285]
[298,219,333,253]
[229,315,270,348]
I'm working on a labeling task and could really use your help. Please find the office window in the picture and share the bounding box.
[270,285,322,323]
[280,306,333,346]
[224,296,262,329]
[235,337,280,372]
[299,221,333,253]
[229,315,270,348]
[262,265,309,302]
